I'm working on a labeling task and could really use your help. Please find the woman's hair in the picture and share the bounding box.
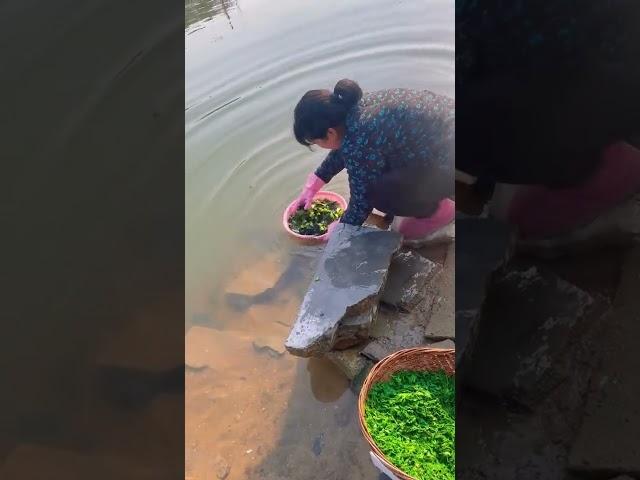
[293,79,363,146]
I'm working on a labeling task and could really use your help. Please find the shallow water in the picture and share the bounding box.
[185,0,453,478]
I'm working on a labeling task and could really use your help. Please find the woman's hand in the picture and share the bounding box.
[295,172,326,209]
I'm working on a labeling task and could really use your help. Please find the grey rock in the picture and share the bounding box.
[381,249,441,312]
[464,261,596,406]
[361,309,427,362]
[285,224,401,357]
[360,341,391,363]
[326,348,369,380]
[424,297,454,340]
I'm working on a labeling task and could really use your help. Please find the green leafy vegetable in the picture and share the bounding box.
[288,199,343,236]
[365,370,455,480]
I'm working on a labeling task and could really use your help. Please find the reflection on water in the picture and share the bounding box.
[307,358,349,403]
[185,0,453,478]
[185,0,237,30]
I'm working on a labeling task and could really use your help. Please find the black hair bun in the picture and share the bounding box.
[333,79,363,108]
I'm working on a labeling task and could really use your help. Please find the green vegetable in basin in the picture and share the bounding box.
[288,199,343,236]
[365,370,455,480]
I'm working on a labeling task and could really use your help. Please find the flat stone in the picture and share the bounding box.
[464,261,596,406]
[361,309,427,362]
[360,341,391,363]
[326,348,369,380]
[569,248,640,477]
[252,335,285,357]
[381,249,441,312]
[285,224,401,357]
[424,243,455,340]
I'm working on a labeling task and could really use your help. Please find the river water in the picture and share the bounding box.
[185,0,453,478]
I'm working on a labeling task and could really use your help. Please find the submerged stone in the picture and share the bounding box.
[285,224,401,357]
[252,335,285,357]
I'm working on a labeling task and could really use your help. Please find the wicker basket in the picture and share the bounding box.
[358,347,455,480]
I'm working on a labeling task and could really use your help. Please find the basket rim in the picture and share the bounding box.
[357,346,455,480]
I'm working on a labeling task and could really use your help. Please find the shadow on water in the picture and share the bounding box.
[224,246,321,313]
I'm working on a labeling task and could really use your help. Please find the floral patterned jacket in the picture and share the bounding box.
[315,89,454,226]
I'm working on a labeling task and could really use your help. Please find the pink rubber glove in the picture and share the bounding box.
[296,172,326,210]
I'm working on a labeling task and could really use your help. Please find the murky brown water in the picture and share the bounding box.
[185,0,453,478]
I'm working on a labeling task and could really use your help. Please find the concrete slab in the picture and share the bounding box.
[569,247,640,477]
[285,224,401,357]
[381,249,441,312]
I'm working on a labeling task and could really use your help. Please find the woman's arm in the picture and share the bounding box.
[315,150,345,183]
[340,156,377,226]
